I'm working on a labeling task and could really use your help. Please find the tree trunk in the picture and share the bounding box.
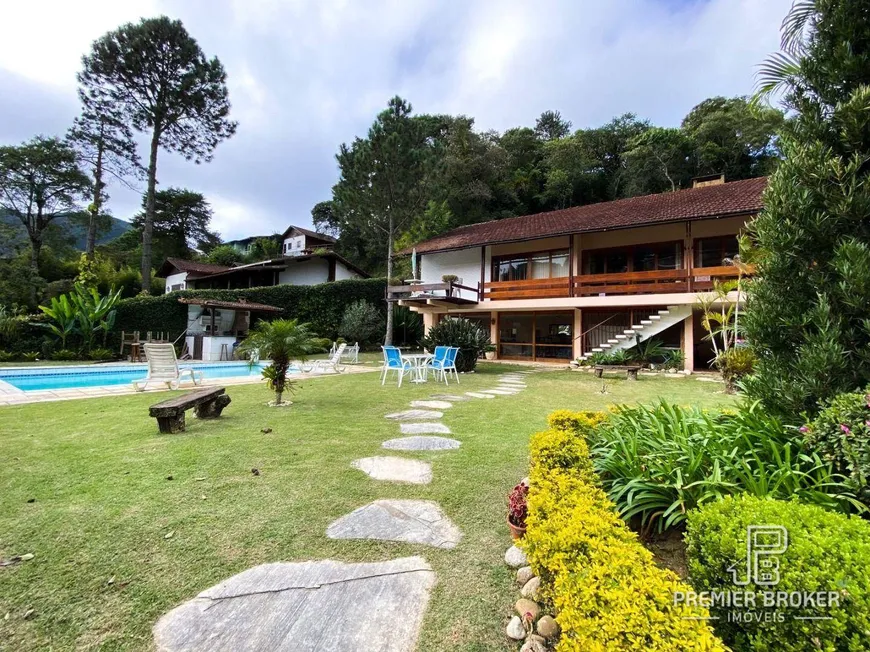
[28,234,41,306]
[141,129,161,294]
[384,220,394,346]
[86,140,105,260]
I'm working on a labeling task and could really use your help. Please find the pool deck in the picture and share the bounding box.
[0,364,379,406]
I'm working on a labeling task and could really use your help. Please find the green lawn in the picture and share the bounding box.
[0,365,736,651]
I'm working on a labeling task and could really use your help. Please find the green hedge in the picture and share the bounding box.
[686,494,870,651]
[114,278,388,345]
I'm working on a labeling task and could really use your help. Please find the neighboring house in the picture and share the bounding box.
[158,227,367,293]
[158,259,233,292]
[394,175,765,371]
[224,234,280,255]
[280,225,336,256]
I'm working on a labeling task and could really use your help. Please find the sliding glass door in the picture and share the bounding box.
[498,312,573,361]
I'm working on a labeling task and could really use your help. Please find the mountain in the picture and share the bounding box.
[0,211,132,257]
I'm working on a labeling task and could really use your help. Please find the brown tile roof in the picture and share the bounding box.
[158,258,232,277]
[407,177,767,254]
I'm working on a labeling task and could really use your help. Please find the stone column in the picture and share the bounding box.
[573,309,583,360]
[422,312,438,336]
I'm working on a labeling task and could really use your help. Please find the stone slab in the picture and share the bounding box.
[327,500,461,549]
[409,400,453,409]
[382,436,461,451]
[429,394,470,401]
[352,456,432,484]
[464,392,495,399]
[480,389,518,395]
[400,422,452,435]
[385,409,443,421]
[153,557,435,652]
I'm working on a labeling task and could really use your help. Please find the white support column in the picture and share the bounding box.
[573,309,583,360]
[423,312,438,336]
[682,312,695,373]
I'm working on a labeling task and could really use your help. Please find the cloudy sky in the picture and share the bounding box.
[0,0,790,241]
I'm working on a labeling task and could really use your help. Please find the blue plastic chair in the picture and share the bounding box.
[428,346,460,385]
[381,346,412,387]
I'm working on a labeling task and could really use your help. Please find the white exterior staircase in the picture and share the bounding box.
[578,304,692,361]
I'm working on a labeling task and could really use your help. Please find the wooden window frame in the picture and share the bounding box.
[491,248,570,283]
[692,235,740,269]
[581,240,684,275]
[497,311,574,361]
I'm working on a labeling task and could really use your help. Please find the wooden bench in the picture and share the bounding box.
[149,387,231,434]
[593,365,641,381]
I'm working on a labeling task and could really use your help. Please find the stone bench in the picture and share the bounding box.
[593,365,641,380]
[149,387,231,433]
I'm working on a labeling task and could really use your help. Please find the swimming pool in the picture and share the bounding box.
[0,362,281,392]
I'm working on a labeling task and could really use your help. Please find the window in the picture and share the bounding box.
[497,312,573,360]
[170,283,184,291]
[694,236,739,268]
[584,242,682,274]
[492,249,570,282]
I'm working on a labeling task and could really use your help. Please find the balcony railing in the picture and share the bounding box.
[481,265,751,300]
[387,280,481,304]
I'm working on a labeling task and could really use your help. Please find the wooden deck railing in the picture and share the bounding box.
[480,265,753,300]
[387,280,481,303]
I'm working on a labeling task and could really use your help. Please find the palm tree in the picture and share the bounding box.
[239,319,326,405]
[754,1,818,102]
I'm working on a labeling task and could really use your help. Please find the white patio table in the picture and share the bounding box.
[401,353,433,383]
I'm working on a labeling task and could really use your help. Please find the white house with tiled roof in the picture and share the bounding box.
[393,175,765,371]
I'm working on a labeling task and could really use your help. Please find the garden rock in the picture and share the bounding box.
[429,394,469,401]
[464,392,495,399]
[382,436,461,451]
[409,400,453,410]
[505,616,525,640]
[520,636,547,652]
[514,598,540,621]
[480,389,516,395]
[400,422,451,435]
[153,557,435,652]
[351,457,432,485]
[505,545,527,568]
[536,615,559,639]
[516,566,534,586]
[326,499,461,549]
[385,410,443,420]
[521,576,541,600]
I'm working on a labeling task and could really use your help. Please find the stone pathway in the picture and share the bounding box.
[352,456,432,484]
[153,557,435,652]
[382,436,461,451]
[326,499,462,549]
[400,422,451,434]
[153,368,538,650]
[385,409,443,420]
[409,400,453,409]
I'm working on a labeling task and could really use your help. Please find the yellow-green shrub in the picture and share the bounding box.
[523,413,726,652]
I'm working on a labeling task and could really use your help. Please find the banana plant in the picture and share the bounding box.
[70,285,122,351]
[38,294,78,349]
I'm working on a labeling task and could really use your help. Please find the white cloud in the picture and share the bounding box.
[0,0,794,241]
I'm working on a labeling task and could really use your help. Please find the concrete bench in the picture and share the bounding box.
[149,387,231,433]
[593,365,641,380]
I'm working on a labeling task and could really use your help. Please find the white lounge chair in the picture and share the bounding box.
[133,343,203,392]
[302,343,347,374]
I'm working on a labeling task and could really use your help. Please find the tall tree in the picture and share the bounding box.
[623,127,694,194]
[67,102,140,259]
[743,0,870,417]
[535,110,572,141]
[681,96,784,180]
[0,137,90,301]
[332,96,439,344]
[78,16,236,293]
[132,187,219,259]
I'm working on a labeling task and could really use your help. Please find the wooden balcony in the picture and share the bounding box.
[481,266,751,300]
[388,281,480,306]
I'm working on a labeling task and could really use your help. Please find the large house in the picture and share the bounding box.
[158,225,366,292]
[394,175,765,371]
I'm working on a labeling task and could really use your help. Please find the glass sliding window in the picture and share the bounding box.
[531,254,550,279]
[551,252,569,277]
[605,251,629,274]
[632,246,656,272]
[656,242,681,269]
[695,236,739,268]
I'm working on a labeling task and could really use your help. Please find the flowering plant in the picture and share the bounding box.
[508,482,529,527]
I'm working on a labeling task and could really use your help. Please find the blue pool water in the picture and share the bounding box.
[0,362,280,391]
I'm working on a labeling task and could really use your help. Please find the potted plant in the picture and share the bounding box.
[484,343,496,360]
[441,274,459,284]
[507,482,529,539]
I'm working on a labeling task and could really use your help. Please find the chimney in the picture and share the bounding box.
[692,173,725,189]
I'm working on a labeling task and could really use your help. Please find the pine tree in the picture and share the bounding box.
[743,0,870,417]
